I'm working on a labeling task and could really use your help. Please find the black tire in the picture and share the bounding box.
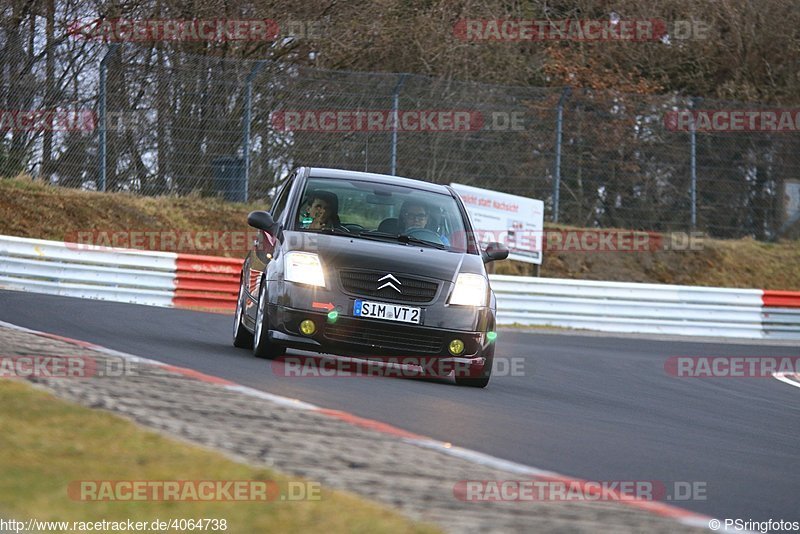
[454,352,493,388]
[233,271,254,349]
[252,276,285,360]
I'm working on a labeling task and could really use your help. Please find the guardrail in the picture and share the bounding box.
[0,235,239,311]
[1,235,799,338]
[491,275,800,339]
[761,290,800,339]
[174,255,241,310]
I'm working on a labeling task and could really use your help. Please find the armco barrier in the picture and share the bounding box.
[1,235,799,338]
[761,290,800,340]
[490,275,800,339]
[174,255,242,310]
[0,235,240,311]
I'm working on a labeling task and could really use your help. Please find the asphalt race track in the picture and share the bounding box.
[1,289,798,523]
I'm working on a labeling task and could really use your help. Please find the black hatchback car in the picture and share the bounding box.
[232,167,508,387]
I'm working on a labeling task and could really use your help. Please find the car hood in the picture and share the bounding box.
[284,231,484,282]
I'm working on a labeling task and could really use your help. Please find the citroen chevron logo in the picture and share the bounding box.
[377,273,402,293]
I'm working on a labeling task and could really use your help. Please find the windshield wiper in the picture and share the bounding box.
[357,230,396,239]
[398,233,446,249]
[358,230,446,250]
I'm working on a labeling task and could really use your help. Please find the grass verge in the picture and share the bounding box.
[0,380,439,534]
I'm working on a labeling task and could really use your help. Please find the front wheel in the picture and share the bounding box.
[253,277,285,360]
[454,353,493,388]
[233,271,254,349]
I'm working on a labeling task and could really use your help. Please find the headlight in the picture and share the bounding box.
[450,273,488,306]
[284,252,325,287]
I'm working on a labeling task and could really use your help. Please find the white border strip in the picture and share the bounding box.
[773,372,800,389]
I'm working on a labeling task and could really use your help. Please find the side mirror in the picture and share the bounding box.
[248,210,282,238]
[482,241,509,263]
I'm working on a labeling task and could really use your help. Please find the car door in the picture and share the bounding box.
[245,171,298,319]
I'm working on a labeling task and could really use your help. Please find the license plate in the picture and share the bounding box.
[353,299,421,324]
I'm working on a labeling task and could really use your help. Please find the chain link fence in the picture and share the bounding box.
[2,40,799,240]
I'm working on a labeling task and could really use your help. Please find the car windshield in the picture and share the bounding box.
[293,176,475,253]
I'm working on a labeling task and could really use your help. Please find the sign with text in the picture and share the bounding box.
[450,183,544,264]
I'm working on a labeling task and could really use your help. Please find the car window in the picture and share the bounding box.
[269,173,295,221]
[293,176,476,253]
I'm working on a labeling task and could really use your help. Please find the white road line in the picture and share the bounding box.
[773,372,800,389]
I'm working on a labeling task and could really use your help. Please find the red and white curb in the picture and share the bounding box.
[0,319,735,532]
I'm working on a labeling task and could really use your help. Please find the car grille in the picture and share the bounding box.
[339,270,439,303]
[324,318,444,354]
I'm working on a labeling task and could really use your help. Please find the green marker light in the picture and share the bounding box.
[487,331,497,342]
[327,310,339,322]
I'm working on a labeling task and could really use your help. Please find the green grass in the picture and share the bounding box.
[0,380,439,534]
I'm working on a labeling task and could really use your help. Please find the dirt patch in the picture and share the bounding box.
[0,177,257,259]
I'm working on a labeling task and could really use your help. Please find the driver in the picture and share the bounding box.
[399,200,450,246]
[302,191,349,232]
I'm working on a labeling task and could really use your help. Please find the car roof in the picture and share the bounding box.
[306,167,452,195]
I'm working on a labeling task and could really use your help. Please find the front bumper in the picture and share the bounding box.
[266,304,492,366]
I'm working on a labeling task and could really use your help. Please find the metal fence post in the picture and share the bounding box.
[242,61,266,203]
[390,74,407,176]
[552,87,571,223]
[98,45,117,192]
[689,97,698,230]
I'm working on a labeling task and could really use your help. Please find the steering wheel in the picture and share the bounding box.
[405,227,444,245]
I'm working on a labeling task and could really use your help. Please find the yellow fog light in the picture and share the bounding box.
[300,319,316,336]
[448,339,465,356]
